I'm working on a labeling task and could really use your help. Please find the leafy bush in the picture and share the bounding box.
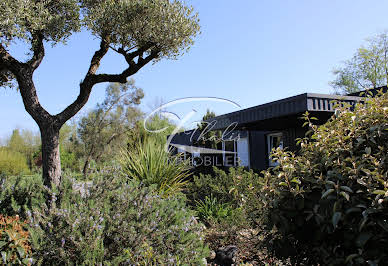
[261,92,388,264]
[189,167,268,263]
[188,167,236,204]
[0,149,29,176]
[0,215,33,265]
[188,167,265,226]
[31,175,209,265]
[120,139,191,197]
[0,175,45,220]
[60,148,79,173]
[195,195,237,225]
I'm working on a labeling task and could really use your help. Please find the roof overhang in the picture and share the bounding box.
[206,93,362,131]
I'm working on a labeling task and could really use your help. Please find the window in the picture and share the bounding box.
[222,140,236,166]
[267,133,283,167]
[236,137,250,167]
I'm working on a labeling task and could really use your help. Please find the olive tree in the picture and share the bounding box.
[0,0,200,187]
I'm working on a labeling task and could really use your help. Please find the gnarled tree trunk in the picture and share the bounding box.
[1,34,160,189]
[41,126,61,188]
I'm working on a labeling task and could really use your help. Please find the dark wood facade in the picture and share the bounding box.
[169,88,387,170]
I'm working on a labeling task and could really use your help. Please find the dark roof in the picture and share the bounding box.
[168,129,199,146]
[206,92,363,131]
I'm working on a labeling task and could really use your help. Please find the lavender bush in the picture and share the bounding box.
[0,174,46,220]
[30,175,209,265]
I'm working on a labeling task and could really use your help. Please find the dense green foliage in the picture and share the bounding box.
[188,167,264,225]
[331,32,388,94]
[1,0,200,48]
[30,175,208,265]
[188,167,274,263]
[0,215,33,265]
[1,129,40,174]
[195,195,236,226]
[0,175,45,221]
[8,129,40,169]
[1,0,200,86]
[81,0,200,60]
[260,93,388,264]
[120,138,191,197]
[0,149,30,176]
[0,124,80,175]
[187,93,388,264]
[0,0,80,46]
[59,123,80,173]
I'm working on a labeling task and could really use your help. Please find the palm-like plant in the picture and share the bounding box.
[119,139,191,197]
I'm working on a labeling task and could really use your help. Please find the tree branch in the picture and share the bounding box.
[0,43,23,74]
[87,37,111,76]
[118,43,154,66]
[54,38,111,125]
[56,37,159,125]
[92,49,159,84]
[1,43,53,125]
[27,32,45,70]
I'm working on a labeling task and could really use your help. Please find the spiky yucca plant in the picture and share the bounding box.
[120,139,191,197]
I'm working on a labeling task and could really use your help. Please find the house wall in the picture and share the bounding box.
[247,127,307,171]
[248,131,268,170]
[283,127,307,152]
[168,126,308,171]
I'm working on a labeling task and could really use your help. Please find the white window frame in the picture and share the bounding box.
[267,132,283,167]
[222,140,237,166]
[236,137,250,168]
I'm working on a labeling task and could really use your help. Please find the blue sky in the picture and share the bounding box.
[2,0,388,139]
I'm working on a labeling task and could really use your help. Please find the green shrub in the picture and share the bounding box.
[188,167,265,226]
[31,175,209,265]
[188,167,236,204]
[195,195,236,225]
[0,215,33,265]
[189,167,266,264]
[60,148,79,173]
[0,149,29,176]
[0,175,45,221]
[261,92,388,264]
[120,139,191,197]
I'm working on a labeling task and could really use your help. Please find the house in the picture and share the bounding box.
[168,87,387,171]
